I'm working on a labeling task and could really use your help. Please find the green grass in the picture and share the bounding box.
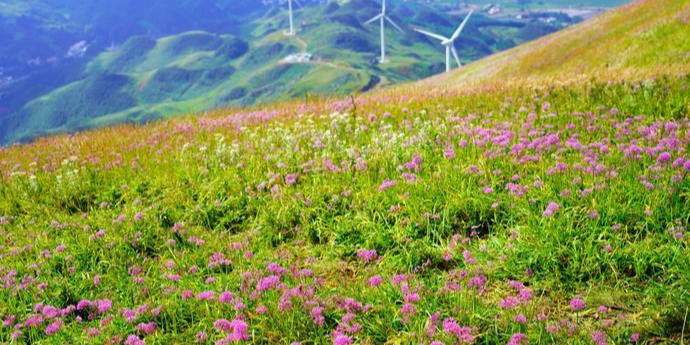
[0,73,689,344]
[18,73,137,130]
[0,0,689,343]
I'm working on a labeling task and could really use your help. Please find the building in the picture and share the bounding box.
[283,53,313,64]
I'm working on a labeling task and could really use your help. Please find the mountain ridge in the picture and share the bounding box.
[420,0,690,87]
[0,0,577,144]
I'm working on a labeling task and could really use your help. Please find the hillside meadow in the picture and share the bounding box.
[1,0,690,343]
[1,72,689,344]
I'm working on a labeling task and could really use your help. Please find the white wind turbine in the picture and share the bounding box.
[413,10,474,73]
[285,0,304,36]
[364,0,404,64]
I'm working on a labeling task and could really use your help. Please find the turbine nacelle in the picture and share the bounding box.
[413,10,474,73]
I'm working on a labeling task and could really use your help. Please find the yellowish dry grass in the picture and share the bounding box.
[421,0,690,87]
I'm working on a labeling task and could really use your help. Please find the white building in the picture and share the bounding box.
[283,53,313,63]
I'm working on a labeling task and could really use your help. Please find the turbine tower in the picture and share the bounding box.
[285,0,304,36]
[364,0,403,64]
[413,10,474,73]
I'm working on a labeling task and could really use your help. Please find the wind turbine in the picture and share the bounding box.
[364,0,404,64]
[285,0,304,36]
[413,10,474,73]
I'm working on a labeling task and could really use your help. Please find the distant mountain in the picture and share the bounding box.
[0,0,602,143]
[0,0,265,67]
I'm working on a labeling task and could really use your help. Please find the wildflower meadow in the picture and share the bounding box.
[1,73,689,344]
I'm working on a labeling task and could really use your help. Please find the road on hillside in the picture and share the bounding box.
[278,35,388,90]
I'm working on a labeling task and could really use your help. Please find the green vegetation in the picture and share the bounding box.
[0,0,688,344]
[18,73,136,134]
[0,58,689,345]
[103,36,158,73]
[0,0,581,144]
[215,38,250,59]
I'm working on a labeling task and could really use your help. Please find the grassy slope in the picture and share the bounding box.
[424,0,690,86]
[1,75,689,344]
[0,1,689,344]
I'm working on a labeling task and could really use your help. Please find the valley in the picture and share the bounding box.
[0,0,633,144]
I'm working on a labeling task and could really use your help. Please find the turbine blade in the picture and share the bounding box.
[412,28,447,42]
[451,45,462,68]
[294,0,304,8]
[385,16,404,33]
[382,0,386,14]
[451,10,474,41]
[364,13,383,25]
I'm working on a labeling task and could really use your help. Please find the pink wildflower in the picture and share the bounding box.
[657,152,671,165]
[214,319,233,332]
[333,335,353,345]
[378,179,397,192]
[442,318,474,342]
[570,298,586,311]
[591,330,608,345]
[219,291,234,303]
[514,315,527,324]
[368,275,383,287]
[500,297,520,309]
[507,333,528,345]
[227,319,249,341]
[136,322,156,335]
[97,299,112,313]
[285,174,298,185]
[196,332,208,342]
[45,319,63,335]
[542,202,559,217]
[357,249,378,262]
[124,335,145,345]
[197,291,215,300]
[257,275,280,291]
